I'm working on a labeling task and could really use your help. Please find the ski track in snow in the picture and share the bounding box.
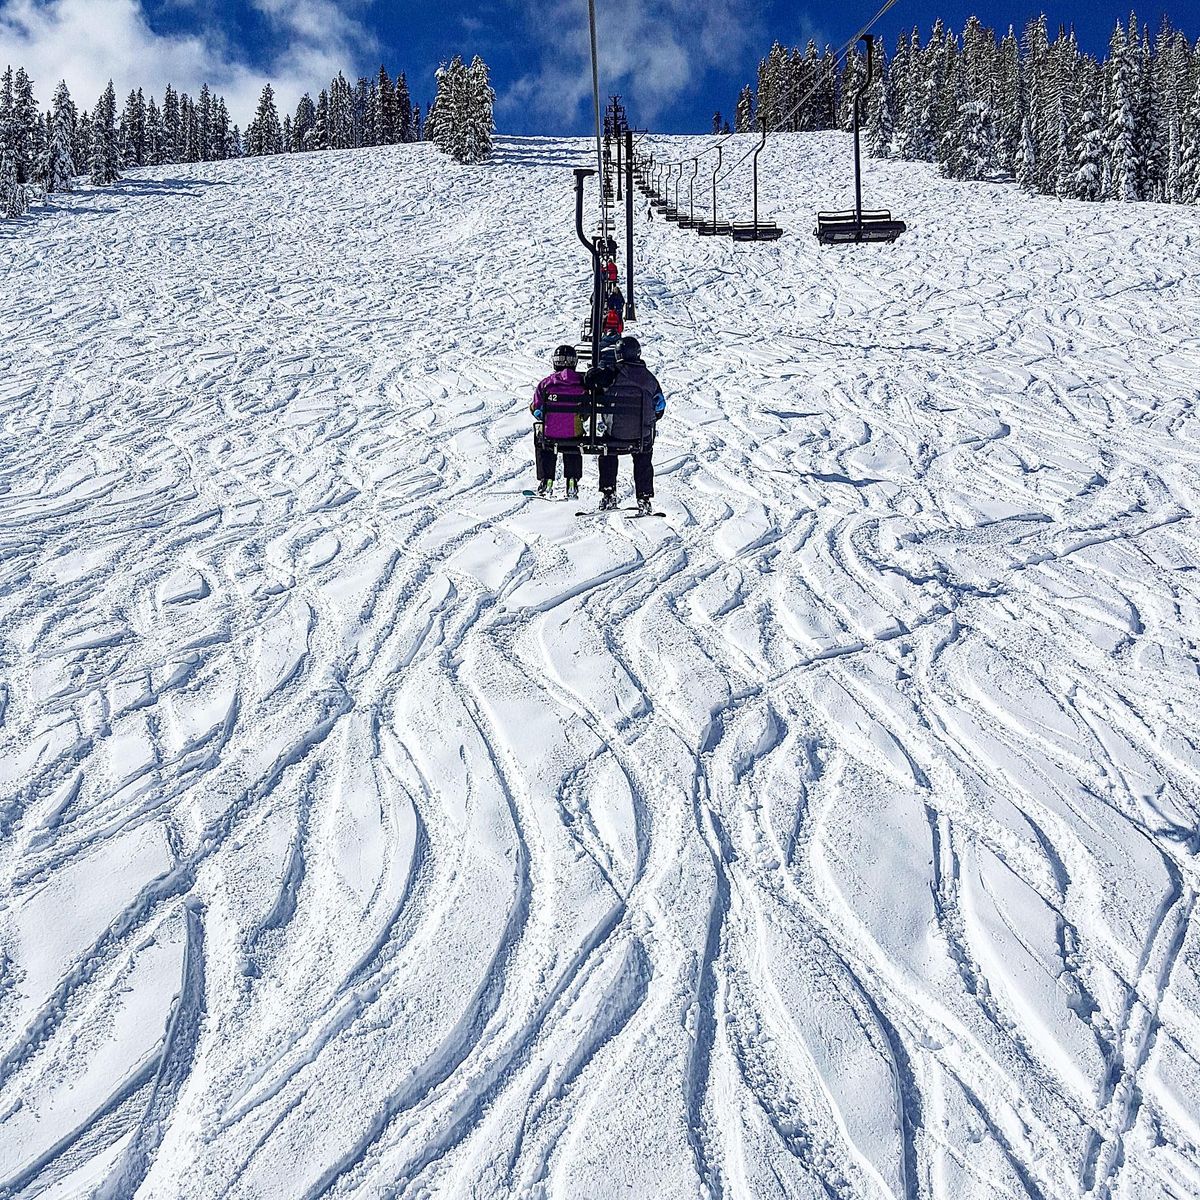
[1,133,1199,1199]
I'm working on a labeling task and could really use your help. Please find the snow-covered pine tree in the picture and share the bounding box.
[396,73,414,142]
[837,47,864,132]
[145,95,163,165]
[353,76,371,147]
[411,104,422,141]
[196,84,213,161]
[248,84,283,156]
[328,73,352,150]
[282,114,293,153]
[377,67,396,144]
[212,97,230,160]
[293,94,316,150]
[993,27,1022,172]
[73,110,91,175]
[866,68,894,158]
[1105,20,1140,200]
[1,145,25,217]
[734,85,755,133]
[39,80,76,192]
[119,88,145,168]
[1072,86,1104,200]
[314,89,330,150]
[181,93,199,163]
[89,81,120,185]
[1016,112,1037,190]
[365,81,380,147]
[1179,70,1200,205]
[162,85,181,163]
[0,67,13,164]
[463,55,495,164]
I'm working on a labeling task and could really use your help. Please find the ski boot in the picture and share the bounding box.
[537,478,554,499]
[565,479,580,501]
[598,489,618,511]
[636,494,654,516]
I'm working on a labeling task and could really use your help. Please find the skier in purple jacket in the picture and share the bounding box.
[530,345,585,499]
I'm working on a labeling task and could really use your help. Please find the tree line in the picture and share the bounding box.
[732,12,1200,205]
[1,57,495,219]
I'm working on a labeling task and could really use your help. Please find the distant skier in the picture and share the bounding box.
[530,345,584,499]
[593,336,665,514]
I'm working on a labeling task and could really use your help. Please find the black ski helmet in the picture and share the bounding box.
[617,335,642,363]
[552,344,578,371]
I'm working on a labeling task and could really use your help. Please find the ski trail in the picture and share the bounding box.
[2,135,1200,1198]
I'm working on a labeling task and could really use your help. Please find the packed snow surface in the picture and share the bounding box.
[2,134,1199,1200]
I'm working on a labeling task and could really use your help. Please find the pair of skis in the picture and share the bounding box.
[521,490,665,519]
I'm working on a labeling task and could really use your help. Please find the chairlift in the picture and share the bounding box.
[663,163,682,220]
[697,146,731,236]
[731,116,783,241]
[677,159,701,229]
[815,35,906,246]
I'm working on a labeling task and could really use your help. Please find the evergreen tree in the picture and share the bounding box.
[1072,95,1104,200]
[89,81,120,185]
[1105,20,1140,200]
[212,97,230,160]
[293,93,316,150]
[395,72,414,142]
[1180,71,1200,204]
[39,80,76,192]
[314,89,330,149]
[1,145,26,217]
[162,85,181,163]
[197,83,213,161]
[145,95,163,166]
[248,83,283,156]
[282,114,293,152]
[377,66,396,144]
[119,88,146,168]
[73,110,92,176]
[734,85,755,133]
[463,55,495,163]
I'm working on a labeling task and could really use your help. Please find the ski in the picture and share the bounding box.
[575,508,667,518]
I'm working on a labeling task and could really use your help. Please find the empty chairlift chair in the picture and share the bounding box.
[677,159,701,229]
[731,116,783,242]
[697,146,732,236]
[664,164,683,221]
[815,35,907,246]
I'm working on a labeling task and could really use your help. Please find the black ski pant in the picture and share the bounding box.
[599,444,654,497]
[534,431,582,482]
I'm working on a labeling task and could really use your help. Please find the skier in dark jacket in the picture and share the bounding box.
[594,336,665,514]
[530,346,585,499]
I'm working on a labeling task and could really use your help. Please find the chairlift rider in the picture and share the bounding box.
[589,336,665,514]
[530,345,585,499]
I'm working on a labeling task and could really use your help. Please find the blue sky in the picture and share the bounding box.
[1,0,1197,131]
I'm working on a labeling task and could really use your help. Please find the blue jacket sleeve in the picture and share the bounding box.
[654,392,666,417]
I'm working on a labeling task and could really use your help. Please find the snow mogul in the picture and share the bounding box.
[530,345,585,499]
[590,336,666,514]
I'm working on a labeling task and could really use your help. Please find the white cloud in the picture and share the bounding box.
[0,0,377,124]
[502,0,763,126]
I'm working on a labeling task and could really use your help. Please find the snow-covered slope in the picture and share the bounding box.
[2,134,1199,1200]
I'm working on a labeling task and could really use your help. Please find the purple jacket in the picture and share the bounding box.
[532,368,586,439]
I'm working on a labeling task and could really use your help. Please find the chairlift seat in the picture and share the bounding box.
[815,209,906,245]
[697,219,732,236]
[731,220,783,241]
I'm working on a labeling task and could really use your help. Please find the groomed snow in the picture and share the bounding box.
[1,133,1199,1199]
